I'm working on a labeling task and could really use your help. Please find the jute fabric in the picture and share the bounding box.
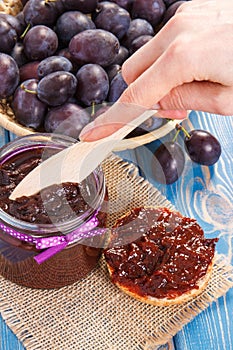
[0,155,232,350]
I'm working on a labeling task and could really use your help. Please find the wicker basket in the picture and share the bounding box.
[0,0,185,151]
[0,0,22,15]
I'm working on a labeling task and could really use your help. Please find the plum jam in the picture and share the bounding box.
[104,207,218,299]
[0,134,107,289]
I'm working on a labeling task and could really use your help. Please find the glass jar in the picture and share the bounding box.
[0,134,107,289]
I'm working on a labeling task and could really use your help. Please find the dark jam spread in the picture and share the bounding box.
[0,146,107,289]
[0,147,90,223]
[1,182,90,224]
[104,207,218,299]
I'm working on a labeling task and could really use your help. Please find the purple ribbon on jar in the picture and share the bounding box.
[0,213,106,264]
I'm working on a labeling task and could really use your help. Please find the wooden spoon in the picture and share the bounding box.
[10,108,157,200]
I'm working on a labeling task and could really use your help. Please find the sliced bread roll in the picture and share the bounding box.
[104,207,218,306]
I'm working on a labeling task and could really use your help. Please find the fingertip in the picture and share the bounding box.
[121,60,132,85]
[79,121,95,141]
[79,123,121,142]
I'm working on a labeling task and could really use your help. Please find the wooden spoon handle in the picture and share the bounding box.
[10,109,157,199]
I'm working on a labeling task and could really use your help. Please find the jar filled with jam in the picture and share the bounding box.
[0,134,107,289]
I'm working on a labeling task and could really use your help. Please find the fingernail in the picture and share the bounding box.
[80,123,122,142]
[79,121,95,140]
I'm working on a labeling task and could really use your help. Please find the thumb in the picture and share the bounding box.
[79,101,147,141]
[79,100,187,142]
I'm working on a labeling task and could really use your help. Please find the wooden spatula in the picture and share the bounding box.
[10,108,157,200]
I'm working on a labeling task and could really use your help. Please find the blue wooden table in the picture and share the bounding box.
[0,111,232,350]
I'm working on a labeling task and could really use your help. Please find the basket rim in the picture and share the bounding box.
[0,107,186,151]
[0,0,23,15]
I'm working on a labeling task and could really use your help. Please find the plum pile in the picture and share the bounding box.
[0,0,190,139]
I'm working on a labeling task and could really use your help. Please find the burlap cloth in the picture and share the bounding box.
[0,155,232,350]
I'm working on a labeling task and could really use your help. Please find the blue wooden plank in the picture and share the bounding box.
[0,111,232,349]
[134,111,233,350]
[0,128,10,147]
[174,292,233,350]
[0,316,24,350]
[173,113,233,350]
[0,130,25,349]
[8,132,18,142]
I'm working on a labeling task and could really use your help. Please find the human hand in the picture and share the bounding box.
[80,0,233,141]
[121,0,233,114]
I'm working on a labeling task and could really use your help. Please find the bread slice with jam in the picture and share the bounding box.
[104,207,218,306]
